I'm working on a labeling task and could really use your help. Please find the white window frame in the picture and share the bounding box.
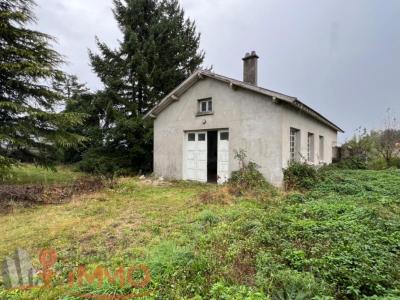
[198,98,212,113]
[307,133,315,163]
[319,135,325,162]
[290,128,300,161]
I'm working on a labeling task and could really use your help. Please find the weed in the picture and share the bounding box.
[283,161,318,191]
[1,169,400,299]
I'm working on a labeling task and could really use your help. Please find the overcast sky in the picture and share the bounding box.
[33,0,400,142]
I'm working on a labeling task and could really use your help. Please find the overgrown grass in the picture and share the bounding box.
[2,164,84,185]
[0,170,399,299]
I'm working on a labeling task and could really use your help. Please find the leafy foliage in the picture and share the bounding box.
[77,0,204,174]
[228,149,273,195]
[58,75,102,163]
[338,121,400,170]
[209,282,269,300]
[283,160,318,190]
[0,0,86,170]
[0,156,15,182]
[1,169,400,299]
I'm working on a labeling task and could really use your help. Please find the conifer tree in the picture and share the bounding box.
[0,0,86,173]
[85,0,204,173]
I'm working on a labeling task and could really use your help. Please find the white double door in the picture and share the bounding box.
[184,130,229,184]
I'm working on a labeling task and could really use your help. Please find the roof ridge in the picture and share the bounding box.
[145,70,344,133]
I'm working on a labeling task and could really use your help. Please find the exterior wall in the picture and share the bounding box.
[281,103,338,169]
[153,77,284,185]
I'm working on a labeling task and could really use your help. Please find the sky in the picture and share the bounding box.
[33,0,400,142]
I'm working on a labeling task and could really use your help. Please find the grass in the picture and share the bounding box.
[0,169,399,299]
[2,164,84,185]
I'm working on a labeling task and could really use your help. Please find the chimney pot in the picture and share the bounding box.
[242,51,259,85]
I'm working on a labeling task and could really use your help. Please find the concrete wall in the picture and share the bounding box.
[281,103,338,168]
[153,77,338,186]
[153,77,284,185]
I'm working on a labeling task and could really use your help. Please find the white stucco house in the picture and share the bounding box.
[145,52,343,186]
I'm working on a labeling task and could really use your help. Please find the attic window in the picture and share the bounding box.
[198,98,212,113]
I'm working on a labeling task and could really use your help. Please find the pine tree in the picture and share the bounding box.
[85,0,204,173]
[57,75,101,163]
[53,74,89,101]
[0,0,86,173]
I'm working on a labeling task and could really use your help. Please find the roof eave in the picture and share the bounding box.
[144,71,203,119]
[292,100,344,133]
[144,70,344,133]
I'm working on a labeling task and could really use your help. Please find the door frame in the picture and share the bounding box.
[183,128,229,183]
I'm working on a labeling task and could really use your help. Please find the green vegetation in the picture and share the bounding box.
[228,149,274,196]
[0,0,86,175]
[1,169,399,299]
[2,164,84,185]
[338,122,400,170]
[0,0,204,180]
[72,0,204,175]
[1,2,398,298]
[283,161,318,191]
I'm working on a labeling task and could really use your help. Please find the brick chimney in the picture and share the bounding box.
[242,51,259,85]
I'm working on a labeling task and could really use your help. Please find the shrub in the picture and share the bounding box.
[0,156,15,182]
[367,158,388,170]
[283,161,318,191]
[334,157,367,170]
[388,157,400,168]
[229,162,269,193]
[78,148,135,179]
[228,149,273,196]
[367,157,400,170]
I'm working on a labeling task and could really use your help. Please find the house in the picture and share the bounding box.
[145,52,344,186]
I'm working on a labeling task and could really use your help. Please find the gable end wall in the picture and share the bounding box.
[153,77,285,185]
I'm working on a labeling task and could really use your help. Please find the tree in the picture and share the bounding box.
[340,128,377,169]
[53,74,89,101]
[376,111,400,164]
[84,0,204,174]
[0,0,86,174]
[56,75,100,163]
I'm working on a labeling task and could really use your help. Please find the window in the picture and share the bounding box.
[188,133,195,141]
[290,128,300,161]
[198,133,206,141]
[220,132,229,140]
[308,133,315,162]
[319,135,324,161]
[198,98,212,113]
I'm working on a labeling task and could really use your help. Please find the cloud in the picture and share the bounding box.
[33,0,120,89]
[32,0,400,141]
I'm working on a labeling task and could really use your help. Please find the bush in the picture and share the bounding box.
[78,148,135,179]
[228,149,273,196]
[283,161,318,191]
[334,157,367,170]
[388,157,400,168]
[367,158,388,170]
[0,156,15,182]
[229,162,269,193]
[366,157,400,170]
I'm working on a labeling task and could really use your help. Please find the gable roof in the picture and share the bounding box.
[145,70,344,133]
